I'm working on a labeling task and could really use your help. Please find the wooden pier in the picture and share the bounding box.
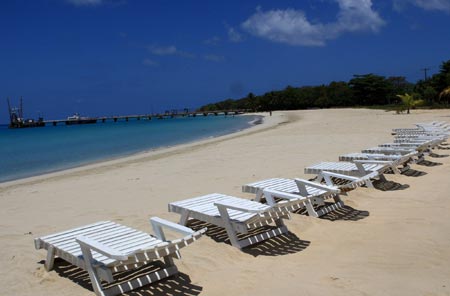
[43,110,246,126]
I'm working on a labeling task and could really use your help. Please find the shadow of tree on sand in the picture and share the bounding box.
[38,259,203,296]
[187,220,310,257]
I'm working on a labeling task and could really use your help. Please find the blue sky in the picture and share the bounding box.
[1,0,450,122]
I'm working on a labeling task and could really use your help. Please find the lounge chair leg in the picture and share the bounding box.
[311,196,325,206]
[255,190,264,202]
[304,200,319,218]
[400,164,410,173]
[179,211,190,226]
[315,173,324,182]
[321,174,333,187]
[364,179,374,188]
[79,244,106,296]
[274,217,286,227]
[164,255,175,267]
[216,206,243,249]
[355,162,368,176]
[262,191,276,205]
[44,246,56,271]
[152,223,180,262]
[333,194,343,204]
[416,155,425,164]
[391,165,401,174]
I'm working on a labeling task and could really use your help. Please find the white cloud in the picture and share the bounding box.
[142,58,158,67]
[228,26,243,42]
[335,0,386,33]
[204,54,225,62]
[148,45,177,55]
[394,0,450,13]
[66,0,103,6]
[66,0,127,7]
[147,45,195,58]
[224,23,243,43]
[204,36,220,46]
[241,0,385,46]
[242,8,325,46]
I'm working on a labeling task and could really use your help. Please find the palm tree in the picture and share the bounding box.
[439,86,450,105]
[396,93,424,114]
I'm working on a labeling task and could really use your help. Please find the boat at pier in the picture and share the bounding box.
[7,97,45,129]
[65,113,97,125]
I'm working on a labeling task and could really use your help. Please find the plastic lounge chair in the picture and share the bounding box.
[168,193,306,249]
[417,121,450,131]
[393,130,449,137]
[394,134,448,143]
[393,122,450,136]
[35,218,206,296]
[339,151,419,166]
[378,140,440,153]
[242,177,344,217]
[362,146,418,155]
[304,160,395,186]
[393,137,445,145]
[340,152,409,161]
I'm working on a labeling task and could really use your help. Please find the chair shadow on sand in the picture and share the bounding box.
[401,167,428,177]
[39,259,203,296]
[416,160,443,167]
[373,180,410,191]
[287,204,369,222]
[429,152,449,158]
[187,220,311,257]
[317,205,370,222]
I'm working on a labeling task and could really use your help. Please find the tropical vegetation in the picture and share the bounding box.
[198,59,450,113]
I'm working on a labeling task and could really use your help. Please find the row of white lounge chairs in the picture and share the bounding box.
[35,120,449,296]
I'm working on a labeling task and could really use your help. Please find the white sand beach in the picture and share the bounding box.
[1,108,449,296]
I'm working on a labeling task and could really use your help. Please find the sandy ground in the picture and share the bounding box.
[1,108,449,296]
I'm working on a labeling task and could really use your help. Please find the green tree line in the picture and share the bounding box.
[198,59,450,112]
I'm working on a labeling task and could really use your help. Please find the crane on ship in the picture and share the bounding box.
[6,97,45,128]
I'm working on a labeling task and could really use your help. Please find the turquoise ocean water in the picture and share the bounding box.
[0,115,260,183]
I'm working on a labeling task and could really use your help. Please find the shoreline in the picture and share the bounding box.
[0,112,288,189]
[2,108,450,296]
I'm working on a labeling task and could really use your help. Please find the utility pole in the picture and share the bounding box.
[6,97,12,123]
[20,96,23,119]
[421,67,430,81]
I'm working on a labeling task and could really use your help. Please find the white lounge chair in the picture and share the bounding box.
[168,193,306,249]
[394,135,447,143]
[362,146,418,155]
[304,160,395,186]
[393,122,450,136]
[242,177,343,217]
[378,140,441,153]
[35,218,206,296]
[393,137,445,145]
[417,121,450,131]
[339,151,418,166]
[393,130,450,137]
